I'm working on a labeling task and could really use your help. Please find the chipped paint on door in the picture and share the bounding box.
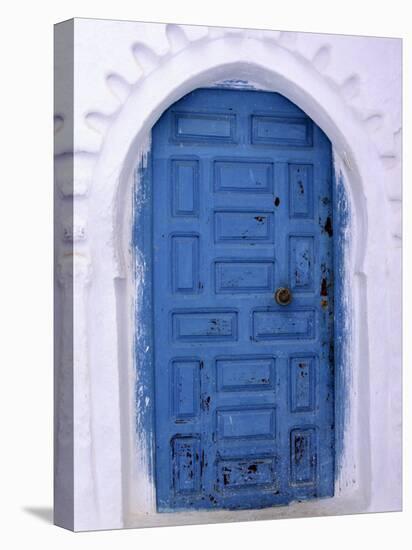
[150,88,334,511]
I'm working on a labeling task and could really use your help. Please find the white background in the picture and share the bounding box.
[0,0,409,548]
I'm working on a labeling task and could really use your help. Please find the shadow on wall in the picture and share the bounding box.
[22,507,53,524]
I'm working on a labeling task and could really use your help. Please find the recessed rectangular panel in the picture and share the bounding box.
[171,234,199,293]
[172,159,199,216]
[253,309,315,341]
[172,360,200,419]
[289,164,314,218]
[252,115,313,147]
[173,112,236,143]
[290,357,316,412]
[290,428,317,486]
[172,436,201,495]
[217,356,275,392]
[289,236,315,292]
[214,160,273,193]
[215,260,274,293]
[217,408,276,440]
[172,310,238,342]
[215,210,274,243]
[218,457,277,490]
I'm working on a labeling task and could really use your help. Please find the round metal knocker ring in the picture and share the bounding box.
[274,287,292,306]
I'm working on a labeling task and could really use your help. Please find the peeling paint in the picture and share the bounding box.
[332,160,352,480]
[132,147,157,511]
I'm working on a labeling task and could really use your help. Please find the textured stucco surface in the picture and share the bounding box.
[54,18,402,531]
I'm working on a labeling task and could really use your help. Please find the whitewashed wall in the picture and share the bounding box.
[54,18,402,531]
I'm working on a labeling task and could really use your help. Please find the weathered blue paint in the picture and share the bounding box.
[332,170,350,478]
[213,79,256,90]
[138,88,335,511]
[133,153,156,484]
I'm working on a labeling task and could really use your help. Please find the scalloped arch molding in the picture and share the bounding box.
[54,18,402,531]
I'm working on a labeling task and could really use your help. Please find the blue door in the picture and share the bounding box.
[151,88,334,511]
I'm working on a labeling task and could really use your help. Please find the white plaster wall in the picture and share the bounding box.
[54,18,402,531]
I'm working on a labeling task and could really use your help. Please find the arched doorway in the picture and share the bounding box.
[142,87,335,511]
[103,50,372,525]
